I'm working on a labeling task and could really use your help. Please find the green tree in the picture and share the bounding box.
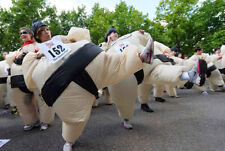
[113,1,152,37]
[87,3,114,44]
[190,0,225,53]
[155,0,198,54]
[58,6,88,35]
[87,1,152,44]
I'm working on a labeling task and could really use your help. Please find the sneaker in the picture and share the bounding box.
[140,37,154,64]
[23,120,41,131]
[63,142,72,151]
[11,106,18,115]
[188,59,207,86]
[141,104,154,112]
[92,100,98,108]
[184,81,194,89]
[24,125,34,131]
[40,123,48,131]
[201,91,208,95]
[122,119,133,130]
[218,85,225,90]
[155,97,166,103]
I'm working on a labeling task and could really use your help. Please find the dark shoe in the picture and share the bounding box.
[184,81,194,89]
[141,104,154,112]
[155,97,166,102]
[11,106,18,115]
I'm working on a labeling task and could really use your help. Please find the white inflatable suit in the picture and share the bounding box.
[6,44,55,125]
[104,31,152,121]
[103,34,191,127]
[0,60,10,107]
[22,27,147,146]
[189,52,224,91]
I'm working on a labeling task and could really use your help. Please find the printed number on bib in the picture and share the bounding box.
[39,36,71,63]
[114,41,130,53]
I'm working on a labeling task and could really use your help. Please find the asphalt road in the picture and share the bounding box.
[0,88,225,151]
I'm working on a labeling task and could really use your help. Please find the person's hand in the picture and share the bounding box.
[107,36,112,44]
[36,53,45,59]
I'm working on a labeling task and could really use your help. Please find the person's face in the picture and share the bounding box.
[170,51,176,56]
[215,49,221,54]
[2,52,8,59]
[108,32,118,42]
[178,53,182,58]
[200,49,204,54]
[36,26,51,42]
[184,56,188,60]
[196,49,203,55]
[20,30,32,43]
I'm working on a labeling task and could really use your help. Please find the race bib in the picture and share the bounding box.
[39,36,71,63]
[114,41,130,53]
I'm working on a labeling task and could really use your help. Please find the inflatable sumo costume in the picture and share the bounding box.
[0,60,10,107]
[189,47,224,92]
[104,30,154,129]
[22,19,154,151]
[6,28,54,130]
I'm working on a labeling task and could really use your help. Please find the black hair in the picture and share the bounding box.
[32,19,47,42]
[195,46,202,52]
[104,26,118,42]
[170,46,179,52]
[214,48,220,52]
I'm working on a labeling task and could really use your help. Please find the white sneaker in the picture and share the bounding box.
[63,142,72,151]
[40,123,48,131]
[24,125,34,131]
[202,91,208,95]
[218,85,225,91]
[122,120,133,130]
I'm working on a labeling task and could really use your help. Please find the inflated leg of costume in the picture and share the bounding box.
[164,84,178,97]
[137,83,153,104]
[0,60,9,107]
[8,51,55,125]
[108,75,137,119]
[6,77,16,107]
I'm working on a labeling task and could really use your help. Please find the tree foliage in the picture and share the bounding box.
[190,0,225,53]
